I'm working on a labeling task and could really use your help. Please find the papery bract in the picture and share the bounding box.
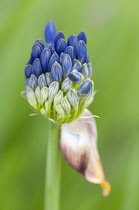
[60,109,111,196]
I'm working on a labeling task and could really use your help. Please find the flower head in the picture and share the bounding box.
[23,20,94,123]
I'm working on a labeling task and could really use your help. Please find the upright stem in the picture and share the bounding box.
[44,121,61,210]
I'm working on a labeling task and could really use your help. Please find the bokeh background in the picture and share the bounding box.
[0,0,139,209]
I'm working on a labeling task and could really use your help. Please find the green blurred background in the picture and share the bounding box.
[0,0,139,209]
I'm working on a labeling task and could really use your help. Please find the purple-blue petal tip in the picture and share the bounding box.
[45,20,56,47]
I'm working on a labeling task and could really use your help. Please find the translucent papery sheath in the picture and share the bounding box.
[23,20,94,123]
[60,109,111,196]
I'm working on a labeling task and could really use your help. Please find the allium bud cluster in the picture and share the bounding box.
[24,20,94,123]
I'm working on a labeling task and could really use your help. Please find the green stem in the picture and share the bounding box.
[44,121,61,210]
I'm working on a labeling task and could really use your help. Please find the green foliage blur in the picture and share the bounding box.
[0,0,139,209]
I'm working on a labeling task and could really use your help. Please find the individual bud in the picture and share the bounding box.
[80,63,90,79]
[31,44,42,61]
[56,38,67,55]
[56,104,65,118]
[40,47,51,73]
[61,96,71,113]
[34,39,45,48]
[26,87,38,109]
[35,39,44,47]
[54,31,65,48]
[33,58,43,77]
[72,60,81,71]
[53,90,63,106]
[40,87,48,104]
[45,20,56,47]
[29,74,38,89]
[38,74,47,88]
[87,62,93,77]
[61,78,73,93]
[24,64,32,78]
[48,81,59,102]
[60,109,111,196]
[84,53,89,63]
[76,40,87,63]
[78,79,93,96]
[45,73,52,86]
[68,69,81,83]
[48,52,59,72]
[51,62,63,83]
[61,54,72,78]
[45,44,55,53]
[67,34,78,49]
[78,31,87,44]
[64,46,75,61]
[35,86,41,103]
[59,52,64,63]
[67,89,78,110]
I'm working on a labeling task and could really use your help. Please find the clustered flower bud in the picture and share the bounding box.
[24,20,94,123]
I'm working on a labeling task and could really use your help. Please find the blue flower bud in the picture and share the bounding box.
[48,52,59,72]
[26,87,38,109]
[76,40,87,63]
[78,31,87,44]
[54,31,65,48]
[38,74,47,88]
[61,54,72,78]
[51,62,63,83]
[64,46,75,61]
[34,39,45,48]
[67,35,78,49]
[68,70,81,83]
[45,73,52,86]
[78,79,93,95]
[67,89,78,109]
[40,48,51,73]
[29,74,38,89]
[31,44,42,61]
[56,38,67,55]
[45,20,56,47]
[87,62,93,77]
[85,54,89,63]
[61,96,71,114]
[80,63,89,79]
[24,64,32,78]
[45,44,55,53]
[72,60,81,71]
[61,78,73,93]
[48,81,59,102]
[33,58,43,77]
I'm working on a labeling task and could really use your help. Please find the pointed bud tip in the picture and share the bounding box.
[45,20,56,45]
